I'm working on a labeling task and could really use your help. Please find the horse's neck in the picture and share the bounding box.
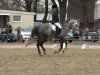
[63,22,71,30]
[60,22,71,37]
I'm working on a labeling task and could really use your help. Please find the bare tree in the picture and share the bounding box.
[33,0,38,21]
[0,0,5,8]
[81,0,89,27]
[42,0,48,23]
[11,0,40,12]
[57,0,67,22]
[0,0,11,9]
[11,0,39,21]
[51,0,56,5]
[24,0,32,12]
[12,0,31,12]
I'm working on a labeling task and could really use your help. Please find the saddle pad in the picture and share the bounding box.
[49,23,56,31]
[55,22,62,29]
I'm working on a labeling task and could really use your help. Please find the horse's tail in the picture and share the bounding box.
[24,27,36,46]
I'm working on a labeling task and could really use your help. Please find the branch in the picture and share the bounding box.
[14,0,26,9]
[57,0,61,3]
[70,0,82,8]
[51,0,56,5]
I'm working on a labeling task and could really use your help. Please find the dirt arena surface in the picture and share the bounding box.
[0,41,100,75]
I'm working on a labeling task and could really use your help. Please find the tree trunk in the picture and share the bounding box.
[33,0,38,22]
[51,0,56,5]
[58,0,67,23]
[25,0,31,12]
[42,0,48,23]
[81,0,88,28]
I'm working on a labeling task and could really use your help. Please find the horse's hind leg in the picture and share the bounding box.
[40,42,46,55]
[37,41,42,56]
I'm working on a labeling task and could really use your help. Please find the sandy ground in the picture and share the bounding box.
[0,42,100,75]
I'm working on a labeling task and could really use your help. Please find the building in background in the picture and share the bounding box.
[94,0,100,29]
[0,10,35,33]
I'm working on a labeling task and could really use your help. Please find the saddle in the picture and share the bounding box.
[49,23,62,38]
[49,23,56,31]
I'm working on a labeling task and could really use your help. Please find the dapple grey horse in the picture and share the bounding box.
[24,19,80,56]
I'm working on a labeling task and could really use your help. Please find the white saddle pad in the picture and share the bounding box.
[55,22,62,29]
[49,23,56,31]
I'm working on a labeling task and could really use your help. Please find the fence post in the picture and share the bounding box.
[15,26,21,42]
[98,29,100,44]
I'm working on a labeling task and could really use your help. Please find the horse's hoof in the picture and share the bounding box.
[62,50,65,53]
[44,52,46,55]
[39,54,43,56]
[54,51,59,54]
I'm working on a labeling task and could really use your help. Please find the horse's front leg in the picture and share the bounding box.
[54,37,64,54]
[62,40,68,53]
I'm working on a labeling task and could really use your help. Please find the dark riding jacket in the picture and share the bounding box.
[52,8,59,24]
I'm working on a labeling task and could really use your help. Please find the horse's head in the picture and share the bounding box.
[68,19,80,30]
[62,19,80,36]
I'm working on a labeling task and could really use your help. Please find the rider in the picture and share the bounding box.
[51,4,62,37]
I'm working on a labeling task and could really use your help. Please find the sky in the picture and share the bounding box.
[97,0,100,4]
[41,0,59,6]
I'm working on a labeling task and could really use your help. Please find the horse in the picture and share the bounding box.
[24,19,80,56]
